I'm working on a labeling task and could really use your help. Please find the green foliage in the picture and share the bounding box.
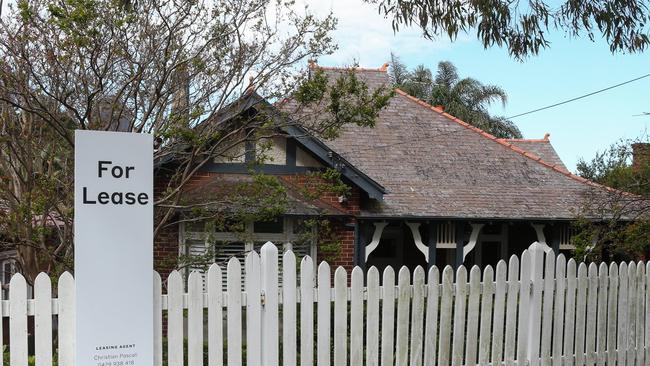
[574,137,650,261]
[301,168,350,200]
[370,0,650,60]
[294,69,328,104]
[3,347,59,366]
[391,57,522,138]
[323,71,394,139]
[295,218,342,263]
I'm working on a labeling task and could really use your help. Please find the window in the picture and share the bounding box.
[180,217,317,289]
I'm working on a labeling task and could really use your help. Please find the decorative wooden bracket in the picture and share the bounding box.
[462,223,485,263]
[531,224,553,253]
[364,222,388,261]
[406,222,429,262]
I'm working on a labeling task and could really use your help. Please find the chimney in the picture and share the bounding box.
[632,143,650,171]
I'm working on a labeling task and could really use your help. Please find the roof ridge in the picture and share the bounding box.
[393,88,623,195]
[308,60,389,73]
[502,138,550,143]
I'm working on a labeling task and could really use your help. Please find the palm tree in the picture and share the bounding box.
[392,59,522,139]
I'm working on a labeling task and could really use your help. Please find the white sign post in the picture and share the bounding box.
[75,130,153,366]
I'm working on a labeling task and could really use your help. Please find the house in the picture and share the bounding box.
[153,63,620,279]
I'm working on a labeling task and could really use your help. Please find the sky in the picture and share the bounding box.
[2,0,648,171]
[300,0,650,172]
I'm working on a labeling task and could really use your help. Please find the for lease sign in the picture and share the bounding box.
[75,130,153,366]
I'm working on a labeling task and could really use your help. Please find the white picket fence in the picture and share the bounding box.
[3,241,650,366]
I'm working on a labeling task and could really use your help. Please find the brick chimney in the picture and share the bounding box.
[632,143,650,171]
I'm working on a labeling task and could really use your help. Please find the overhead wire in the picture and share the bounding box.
[506,73,650,119]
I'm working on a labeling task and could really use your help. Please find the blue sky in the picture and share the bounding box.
[305,0,650,172]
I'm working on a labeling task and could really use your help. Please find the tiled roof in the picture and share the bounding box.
[310,65,618,220]
[501,136,567,170]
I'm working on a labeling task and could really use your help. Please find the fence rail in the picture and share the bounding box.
[3,241,650,366]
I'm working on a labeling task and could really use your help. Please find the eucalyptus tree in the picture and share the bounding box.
[0,0,392,281]
[370,0,650,59]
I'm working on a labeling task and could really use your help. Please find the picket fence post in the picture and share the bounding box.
[261,242,279,366]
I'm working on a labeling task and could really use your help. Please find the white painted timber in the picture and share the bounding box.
[617,262,628,366]
[465,266,481,366]
[58,272,74,366]
[424,266,440,366]
[540,251,555,366]
[574,263,587,366]
[207,264,223,366]
[395,267,411,366]
[462,223,485,263]
[282,251,297,366]
[585,263,598,366]
[552,255,567,366]
[625,263,636,363]
[478,265,495,366]
[516,250,531,366]
[564,259,577,366]
[10,274,28,366]
[365,222,389,261]
[153,272,163,366]
[188,271,204,366]
[606,263,618,366]
[34,273,52,366]
[409,266,425,366]
[491,261,507,366]
[333,267,347,366]
[595,263,608,366]
[246,251,262,366]
[350,267,364,366]
[381,267,396,366]
[635,262,645,366]
[167,270,184,366]
[317,262,331,366]
[227,257,242,366]
[366,266,380,366]
[438,266,454,366]
[300,256,314,366]
[504,256,520,366]
[452,266,468,366]
[406,223,429,262]
[261,242,279,366]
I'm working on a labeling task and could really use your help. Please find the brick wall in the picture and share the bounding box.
[153,170,362,280]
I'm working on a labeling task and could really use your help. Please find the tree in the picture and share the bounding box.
[574,137,650,261]
[392,58,522,138]
[369,0,650,59]
[0,0,392,282]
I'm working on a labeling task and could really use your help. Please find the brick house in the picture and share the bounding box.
[153,63,620,281]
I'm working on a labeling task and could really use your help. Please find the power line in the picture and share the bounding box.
[507,73,650,119]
